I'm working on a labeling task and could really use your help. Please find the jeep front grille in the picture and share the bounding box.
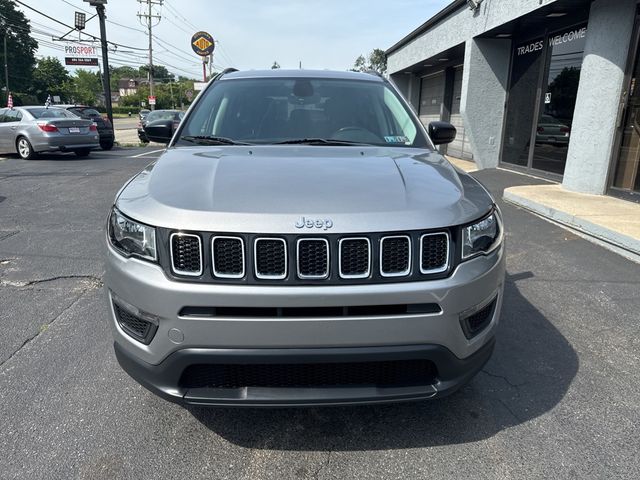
[164,230,452,284]
[212,236,245,278]
[170,233,203,276]
[380,235,411,277]
[254,238,287,279]
[297,238,329,279]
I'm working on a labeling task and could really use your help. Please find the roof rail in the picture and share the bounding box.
[212,68,238,82]
[364,69,385,79]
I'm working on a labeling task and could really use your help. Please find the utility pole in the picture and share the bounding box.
[137,0,162,110]
[3,34,8,104]
[84,0,113,126]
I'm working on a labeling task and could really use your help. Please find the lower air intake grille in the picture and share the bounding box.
[340,238,370,278]
[460,297,497,339]
[212,237,244,278]
[421,233,449,273]
[180,359,438,389]
[380,236,411,276]
[113,303,157,345]
[297,239,329,278]
[255,238,287,279]
[171,233,202,276]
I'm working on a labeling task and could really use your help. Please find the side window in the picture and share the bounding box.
[0,109,6,123]
[5,110,20,123]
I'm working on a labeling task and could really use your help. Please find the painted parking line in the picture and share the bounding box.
[130,149,165,158]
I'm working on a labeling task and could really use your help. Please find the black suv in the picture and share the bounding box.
[64,106,115,150]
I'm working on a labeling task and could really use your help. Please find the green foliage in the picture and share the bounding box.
[351,49,387,75]
[0,0,38,101]
[30,57,73,102]
[71,70,102,105]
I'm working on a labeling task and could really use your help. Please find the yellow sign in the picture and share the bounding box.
[190,31,215,56]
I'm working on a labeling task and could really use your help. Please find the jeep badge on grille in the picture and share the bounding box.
[295,216,334,230]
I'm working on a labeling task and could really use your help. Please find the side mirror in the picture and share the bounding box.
[144,119,173,144]
[428,121,457,145]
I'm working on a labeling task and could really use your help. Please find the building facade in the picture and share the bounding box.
[387,0,640,201]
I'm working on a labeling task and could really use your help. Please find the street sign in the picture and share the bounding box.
[191,31,215,57]
[148,96,156,105]
[64,44,98,57]
[185,89,193,100]
[65,57,98,66]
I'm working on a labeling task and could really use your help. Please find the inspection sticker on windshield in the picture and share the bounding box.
[384,135,409,144]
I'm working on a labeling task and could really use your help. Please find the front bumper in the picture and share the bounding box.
[114,338,495,406]
[105,243,505,405]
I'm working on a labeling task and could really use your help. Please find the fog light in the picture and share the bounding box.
[111,292,159,345]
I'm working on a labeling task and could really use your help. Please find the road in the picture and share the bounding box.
[0,147,639,479]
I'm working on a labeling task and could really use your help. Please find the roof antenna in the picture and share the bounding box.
[299,61,302,70]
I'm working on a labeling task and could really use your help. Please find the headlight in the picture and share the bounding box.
[108,207,157,261]
[461,210,503,260]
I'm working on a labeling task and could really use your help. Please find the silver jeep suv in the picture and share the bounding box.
[105,69,505,406]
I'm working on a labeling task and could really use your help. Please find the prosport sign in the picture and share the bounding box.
[64,44,98,57]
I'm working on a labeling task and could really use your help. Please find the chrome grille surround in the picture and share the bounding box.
[254,237,287,280]
[419,232,450,274]
[169,232,203,276]
[296,238,330,279]
[379,235,411,277]
[211,236,245,279]
[338,237,371,279]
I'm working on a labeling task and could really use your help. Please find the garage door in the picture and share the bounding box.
[447,67,473,160]
[418,72,444,129]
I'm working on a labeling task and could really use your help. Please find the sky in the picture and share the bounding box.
[16,0,450,79]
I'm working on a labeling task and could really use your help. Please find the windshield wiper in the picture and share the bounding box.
[272,138,371,146]
[180,135,251,145]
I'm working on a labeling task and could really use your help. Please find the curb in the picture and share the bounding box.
[504,189,640,262]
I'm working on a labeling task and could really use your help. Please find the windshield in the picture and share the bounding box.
[177,77,427,147]
[26,108,78,119]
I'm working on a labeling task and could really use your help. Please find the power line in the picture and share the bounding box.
[14,0,148,51]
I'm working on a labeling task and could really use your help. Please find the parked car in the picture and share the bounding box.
[106,69,505,407]
[138,109,184,143]
[62,105,114,150]
[139,109,150,122]
[0,106,99,159]
[536,114,570,145]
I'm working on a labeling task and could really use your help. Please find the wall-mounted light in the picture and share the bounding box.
[438,58,449,62]
[496,33,512,38]
[546,12,567,17]
[467,0,484,11]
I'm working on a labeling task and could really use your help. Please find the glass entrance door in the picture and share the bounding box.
[612,10,640,195]
[531,26,587,174]
[501,25,588,176]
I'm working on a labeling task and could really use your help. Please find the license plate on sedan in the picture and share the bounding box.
[69,127,80,133]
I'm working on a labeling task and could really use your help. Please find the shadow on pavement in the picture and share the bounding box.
[187,271,578,450]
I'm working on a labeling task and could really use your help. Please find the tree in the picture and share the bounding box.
[139,64,174,83]
[72,70,102,105]
[271,61,280,70]
[0,0,38,102]
[351,49,387,75]
[30,57,73,102]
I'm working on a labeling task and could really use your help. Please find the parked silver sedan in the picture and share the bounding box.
[0,106,100,159]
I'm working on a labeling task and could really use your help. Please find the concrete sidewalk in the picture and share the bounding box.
[504,184,640,261]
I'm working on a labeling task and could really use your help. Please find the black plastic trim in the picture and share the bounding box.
[113,337,495,406]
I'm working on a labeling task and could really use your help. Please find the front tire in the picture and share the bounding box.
[16,137,36,160]
[100,141,114,151]
[74,148,91,158]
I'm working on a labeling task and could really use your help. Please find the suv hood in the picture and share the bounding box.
[116,146,493,234]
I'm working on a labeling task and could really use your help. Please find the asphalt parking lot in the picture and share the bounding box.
[1,147,639,479]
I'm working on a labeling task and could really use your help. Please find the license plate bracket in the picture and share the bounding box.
[69,127,80,133]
